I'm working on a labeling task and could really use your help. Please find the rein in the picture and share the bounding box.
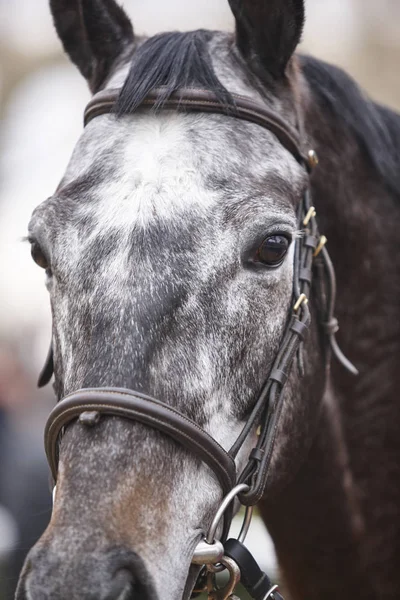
[42,87,358,600]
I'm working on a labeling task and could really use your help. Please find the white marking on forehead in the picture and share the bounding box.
[122,113,217,225]
[73,112,219,237]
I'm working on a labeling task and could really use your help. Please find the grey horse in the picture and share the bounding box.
[17,1,400,599]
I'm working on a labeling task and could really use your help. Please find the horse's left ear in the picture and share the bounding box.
[50,0,135,92]
[228,0,305,79]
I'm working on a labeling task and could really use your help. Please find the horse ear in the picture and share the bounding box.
[49,0,134,92]
[228,0,305,79]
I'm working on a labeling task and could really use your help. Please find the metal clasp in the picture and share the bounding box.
[207,556,241,600]
[307,149,319,170]
[293,293,308,312]
[313,235,327,257]
[303,206,316,226]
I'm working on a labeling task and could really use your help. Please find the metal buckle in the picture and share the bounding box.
[293,293,308,312]
[313,235,327,257]
[303,206,316,226]
[307,149,319,170]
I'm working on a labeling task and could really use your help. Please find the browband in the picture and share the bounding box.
[84,87,307,165]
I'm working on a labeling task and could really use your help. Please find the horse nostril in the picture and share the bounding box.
[105,568,135,600]
[105,549,156,600]
[19,546,156,600]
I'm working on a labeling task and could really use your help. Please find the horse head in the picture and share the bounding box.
[18,1,335,598]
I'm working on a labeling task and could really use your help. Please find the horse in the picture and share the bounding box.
[16,1,400,599]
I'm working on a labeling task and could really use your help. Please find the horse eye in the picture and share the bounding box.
[30,241,49,270]
[256,235,290,266]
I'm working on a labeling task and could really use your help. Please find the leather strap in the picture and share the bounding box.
[224,538,283,600]
[84,87,307,165]
[45,387,236,498]
[38,341,54,388]
[230,193,313,505]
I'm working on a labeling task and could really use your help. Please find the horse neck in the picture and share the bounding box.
[305,96,400,379]
[260,85,400,600]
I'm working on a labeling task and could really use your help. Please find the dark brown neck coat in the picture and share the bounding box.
[260,60,400,600]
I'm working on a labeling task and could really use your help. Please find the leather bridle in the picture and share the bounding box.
[42,87,357,600]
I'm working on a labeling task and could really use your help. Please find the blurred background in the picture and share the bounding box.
[0,0,399,598]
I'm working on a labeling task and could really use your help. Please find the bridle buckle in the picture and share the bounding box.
[293,293,308,312]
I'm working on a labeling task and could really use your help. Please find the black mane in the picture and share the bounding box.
[116,30,233,115]
[301,55,400,198]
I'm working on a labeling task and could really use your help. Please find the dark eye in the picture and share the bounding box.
[30,241,49,270]
[256,235,290,266]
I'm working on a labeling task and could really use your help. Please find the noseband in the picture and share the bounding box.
[42,87,357,600]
